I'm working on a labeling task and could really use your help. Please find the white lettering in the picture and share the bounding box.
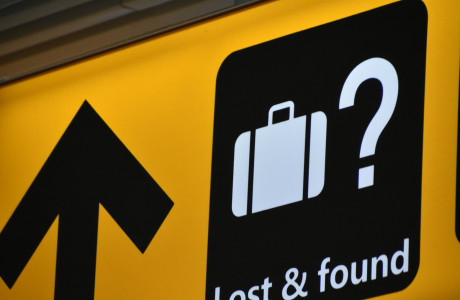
[317,238,409,292]
[261,277,272,300]
[371,255,388,280]
[215,287,221,300]
[248,285,259,300]
[216,277,271,300]
[230,290,246,300]
[351,259,368,285]
[331,265,348,289]
[391,238,409,275]
[318,257,330,292]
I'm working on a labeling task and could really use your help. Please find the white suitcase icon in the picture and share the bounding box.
[232,101,327,217]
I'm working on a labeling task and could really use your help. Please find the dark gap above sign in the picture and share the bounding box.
[0,0,266,85]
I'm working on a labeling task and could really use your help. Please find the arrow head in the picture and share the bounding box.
[62,101,174,252]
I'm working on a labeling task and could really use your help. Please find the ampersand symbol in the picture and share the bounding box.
[282,267,308,300]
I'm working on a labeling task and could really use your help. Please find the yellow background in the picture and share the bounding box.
[0,0,459,299]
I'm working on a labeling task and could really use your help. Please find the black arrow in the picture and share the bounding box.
[0,101,173,300]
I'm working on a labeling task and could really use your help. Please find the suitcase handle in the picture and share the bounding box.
[268,101,295,125]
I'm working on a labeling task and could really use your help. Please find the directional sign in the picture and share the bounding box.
[0,102,173,300]
[0,0,459,300]
[207,1,426,299]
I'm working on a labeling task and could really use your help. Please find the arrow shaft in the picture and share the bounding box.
[55,199,99,300]
[0,189,59,288]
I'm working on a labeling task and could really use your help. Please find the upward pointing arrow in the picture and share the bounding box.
[0,101,174,300]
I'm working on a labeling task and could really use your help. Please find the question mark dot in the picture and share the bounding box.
[359,165,374,189]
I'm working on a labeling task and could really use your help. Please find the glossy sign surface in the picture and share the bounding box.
[0,0,459,299]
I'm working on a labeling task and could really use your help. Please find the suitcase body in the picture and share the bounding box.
[232,101,327,217]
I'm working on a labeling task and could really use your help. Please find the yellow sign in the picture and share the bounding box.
[0,0,459,299]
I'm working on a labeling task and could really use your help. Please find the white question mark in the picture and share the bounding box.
[339,57,398,189]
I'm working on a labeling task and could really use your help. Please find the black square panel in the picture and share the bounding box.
[207,1,427,299]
